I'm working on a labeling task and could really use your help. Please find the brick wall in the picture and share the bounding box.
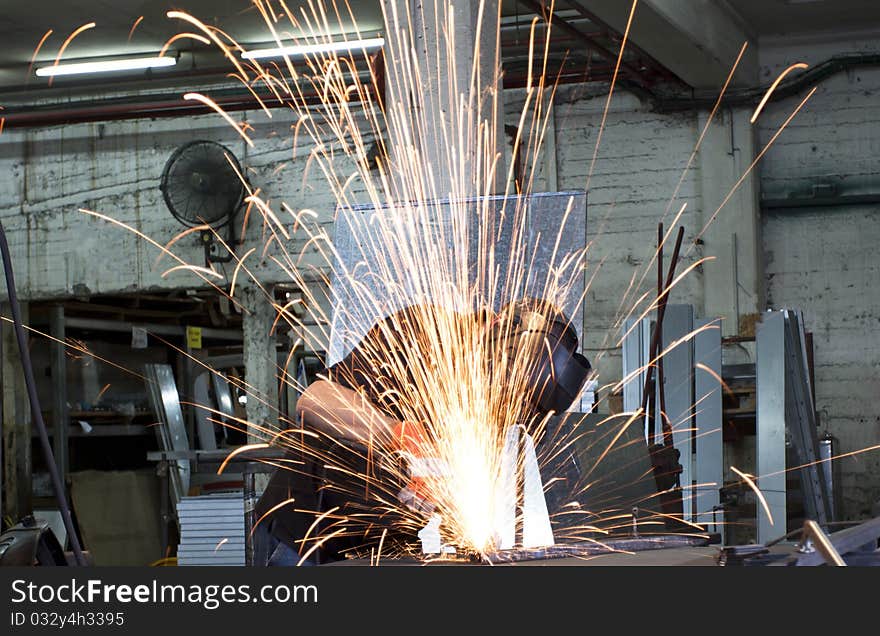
[759,35,880,517]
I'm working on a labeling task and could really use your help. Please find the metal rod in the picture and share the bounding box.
[640,226,685,448]
[655,223,665,443]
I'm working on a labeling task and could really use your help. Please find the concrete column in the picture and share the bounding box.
[384,0,505,197]
[698,107,762,338]
[240,285,279,444]
[2,301,32,522]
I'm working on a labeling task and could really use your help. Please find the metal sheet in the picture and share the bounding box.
[537,412,659,538]
[661,304,695,522]
[621,316,655,443]
[193,372,217,451]
[177,494,246,567]
[327,191,587,366]
[484,534,713,564]
[212,374,235,421]
[756,311,787,543]
[144,364,191,505]
[493,426,518,550]
[783,310,830,526]
[694,318,723,537]
[522,432,554,548]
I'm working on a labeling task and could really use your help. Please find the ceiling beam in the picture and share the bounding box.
[576,0,759,90]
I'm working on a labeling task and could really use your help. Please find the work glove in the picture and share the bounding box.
[392,421,445,515]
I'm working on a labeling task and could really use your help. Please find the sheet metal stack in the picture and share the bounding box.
[176,493,245,566]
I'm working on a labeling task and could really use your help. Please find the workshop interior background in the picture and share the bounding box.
[0,0,879,565]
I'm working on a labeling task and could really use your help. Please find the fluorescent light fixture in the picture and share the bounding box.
[36,56,176,77]
[242,36,384,61]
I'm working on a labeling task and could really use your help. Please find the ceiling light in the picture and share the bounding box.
[242,37,384,61]
[35,56,177,77]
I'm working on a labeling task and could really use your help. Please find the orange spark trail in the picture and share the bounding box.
[182,93,255,146]
[127,16,144,41]
[693,86,818,247]
[217,443,270,475]
[251,498,296,536]
[751,62,809,124]
[159,32,211,58]
[160,264,224,280]
[28,29,54,77]
[585,0,638,192]
[230,247,257,297]
[48,22,97,85]
[730,466,773,526]
[665,41,750,221]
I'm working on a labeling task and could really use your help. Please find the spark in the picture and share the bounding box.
[251,497,296,537]
[230,247,256,297]
[46,22,96,86]
[217,443,270,475]
[127,16,144,42]
[730,466,773,527]
[28,29,54,77]
[94,383,111,403]
[158,32,211,58]
[160,264,224,280]
[694,86,818,246]
[585,0,638,192]
[182,93,255,146]
[374,528,388,566]
[79,0,830,560]
[751,62,809,124]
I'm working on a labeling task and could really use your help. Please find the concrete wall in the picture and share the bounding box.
[0,99,361,304]
[550,85,705,389]
[759,33,880,518]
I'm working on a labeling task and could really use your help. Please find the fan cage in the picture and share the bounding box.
[159,140,246,230]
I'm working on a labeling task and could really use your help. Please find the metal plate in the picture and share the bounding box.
[144,363,191,504]
[694,318,723,536]
[327,191,587,366]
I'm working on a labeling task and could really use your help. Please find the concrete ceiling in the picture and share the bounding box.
[0,1,877,102]
[0,0,386,91]
[723,0,880,37]
[0,0,675,101]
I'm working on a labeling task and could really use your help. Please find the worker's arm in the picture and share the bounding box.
[295,379,398,445]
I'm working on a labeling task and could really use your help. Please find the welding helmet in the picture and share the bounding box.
[499,298,592,417]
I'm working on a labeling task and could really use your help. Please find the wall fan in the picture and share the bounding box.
[159,140,246,263]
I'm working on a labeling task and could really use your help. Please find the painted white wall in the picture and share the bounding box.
[759,32,880,518]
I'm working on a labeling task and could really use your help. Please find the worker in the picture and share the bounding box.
[253,298,591,565]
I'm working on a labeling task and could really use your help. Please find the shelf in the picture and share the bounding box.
[68,410,152,419]
[34,424,153,438]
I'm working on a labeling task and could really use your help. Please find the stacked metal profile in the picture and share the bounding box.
[177,493,245,566]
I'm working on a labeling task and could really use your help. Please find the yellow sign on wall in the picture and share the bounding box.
[186,326,203,349]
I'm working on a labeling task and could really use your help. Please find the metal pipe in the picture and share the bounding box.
[640,225,684,447]
[657,223,668,443]
[762,193,880,210]
[656,53,880,113]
